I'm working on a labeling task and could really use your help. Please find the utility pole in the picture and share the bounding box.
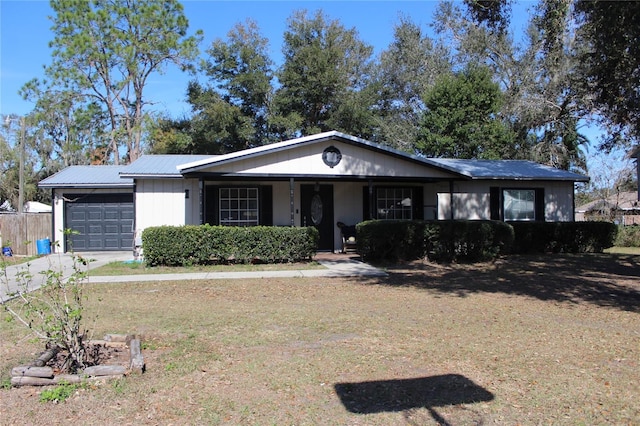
[18,116,25,214]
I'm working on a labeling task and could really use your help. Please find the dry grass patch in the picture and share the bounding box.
[1,254,638,424]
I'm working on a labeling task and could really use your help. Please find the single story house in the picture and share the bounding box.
[575,191,640,225]
[39,131,589,253]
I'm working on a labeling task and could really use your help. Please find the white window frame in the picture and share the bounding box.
[503,189,536,221]
[219,187,259,226]
[376,187,413,220]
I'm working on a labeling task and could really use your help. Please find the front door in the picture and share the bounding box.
[301,184,334,251]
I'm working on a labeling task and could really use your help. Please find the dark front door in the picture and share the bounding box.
[301,184,334,251]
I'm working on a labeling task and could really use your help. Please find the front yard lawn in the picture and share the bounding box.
[1,254,638,424]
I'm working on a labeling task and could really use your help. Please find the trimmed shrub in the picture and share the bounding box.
[614,225,640,247]
[357,220,425,262]
[424,220,514,263]
[509,221,617,253]
[357,220,513,263]
[142,225,319,266]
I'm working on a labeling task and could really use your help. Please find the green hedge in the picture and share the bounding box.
[357,220,514,263]
[509,222,617,253]
[142,225,319,266]
[614,225,640,247]
[357,220,616,262]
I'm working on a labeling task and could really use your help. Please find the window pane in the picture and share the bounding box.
[219,187,259,226]
[376,188,413,220]
[503,189,535,221]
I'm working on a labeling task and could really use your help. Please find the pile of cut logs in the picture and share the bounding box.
[11,334,145,387]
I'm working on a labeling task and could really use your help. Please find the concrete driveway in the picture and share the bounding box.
[1,251,132,301]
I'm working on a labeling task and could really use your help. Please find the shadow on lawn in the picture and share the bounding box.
[367,254,640,312]
[335,374,493,425]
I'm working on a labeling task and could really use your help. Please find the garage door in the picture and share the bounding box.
[64,193,134,251]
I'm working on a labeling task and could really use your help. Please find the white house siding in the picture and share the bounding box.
[437,180,575,221]
[135,179,200,234]
[205,141,455,179]
[51,187,131,252]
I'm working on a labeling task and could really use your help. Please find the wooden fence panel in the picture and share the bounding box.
[0,214,52,256]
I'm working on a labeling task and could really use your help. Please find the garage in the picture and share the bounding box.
[64,193,134,251]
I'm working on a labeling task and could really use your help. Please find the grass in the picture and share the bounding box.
[0,255,39,267]
[0,253,638,424]
[89,259,325,276]
[604,246,640,255]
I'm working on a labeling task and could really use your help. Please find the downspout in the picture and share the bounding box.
[290,178,295,226]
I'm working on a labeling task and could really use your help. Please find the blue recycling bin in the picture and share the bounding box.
[36,238,51,255]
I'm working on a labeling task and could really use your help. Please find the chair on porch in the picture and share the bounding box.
[337,222,357,254]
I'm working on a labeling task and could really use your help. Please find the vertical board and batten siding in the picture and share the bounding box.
[135,179,200,232]
[0,213,52,256]
[437,180,576,222]
[215,141,454,179]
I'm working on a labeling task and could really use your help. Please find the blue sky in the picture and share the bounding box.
[0,0,631,183]
[0,0,536,118]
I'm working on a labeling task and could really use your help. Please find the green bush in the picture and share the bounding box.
[614,225,640,247]
[357,220,513,263]
[509,222,617,253]
[142,225,319,266]
[424,220,514,263]
[356,220,425,262]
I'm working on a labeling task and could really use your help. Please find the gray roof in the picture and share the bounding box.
[120,154,215,178]
[576,191,640,212]
[39,165,133,188]
[38,133,590,186]
[428,159,590,182]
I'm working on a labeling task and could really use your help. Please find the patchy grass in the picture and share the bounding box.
[0,255,39,267]
[0,254,638,424]
[604,246,640,255]
[90,259,325,276]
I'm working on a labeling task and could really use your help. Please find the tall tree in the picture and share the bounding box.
[45,0,201,164]
[434,0,589,171]
[373,17,451,151]
[179,19,275,153]
[574,0,640,150]
[416,64,515,159]
[275,9,374,136]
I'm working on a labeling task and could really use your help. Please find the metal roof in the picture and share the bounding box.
[120,154,215,178]
[39,165,133,188]
[428,159,590,182]
[38,133,590,186]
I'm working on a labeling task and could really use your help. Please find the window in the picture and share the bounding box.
[503,189,535,221]
[376,188,413,220]
[219,187,259,226]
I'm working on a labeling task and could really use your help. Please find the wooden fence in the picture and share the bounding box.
[0,213,52,256]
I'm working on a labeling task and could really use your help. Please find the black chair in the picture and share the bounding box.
[337,222,357,254]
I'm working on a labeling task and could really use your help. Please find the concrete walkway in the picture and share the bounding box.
[1,251,386,300]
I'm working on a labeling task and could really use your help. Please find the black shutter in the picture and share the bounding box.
[535,188,545,221]
[412,187,424,220]
[363,186,371,220]
[205,186,218,225]
[490,187,501,220]
[260,185,273,225]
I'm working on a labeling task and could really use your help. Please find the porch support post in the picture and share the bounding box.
[449,180,454,220]
[199,179,204,225]
[290,178,295,226]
